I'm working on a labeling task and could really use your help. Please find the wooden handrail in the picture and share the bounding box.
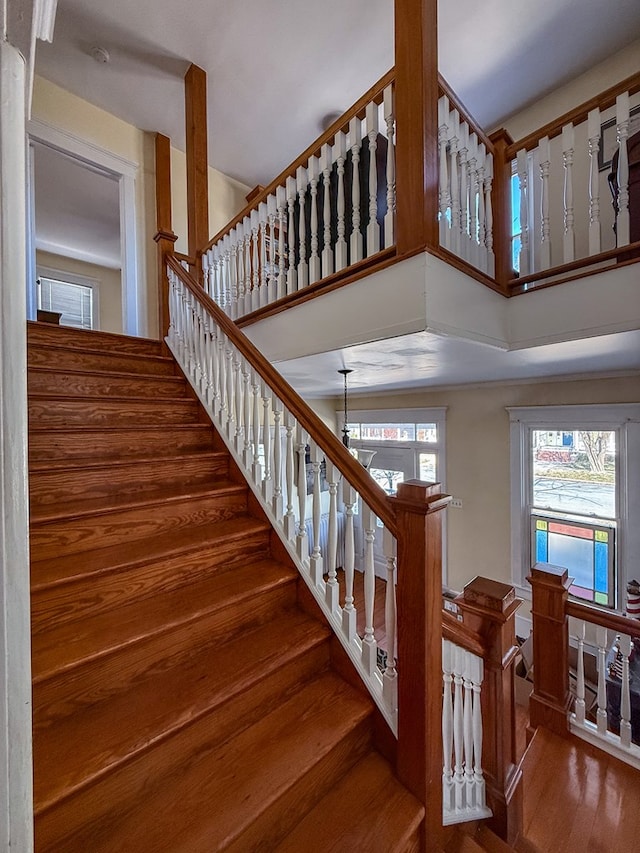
[508,240,640,290]
[438,74,495,153]
[442,609,485,658]
[506,70,640,158]
[166,254,398,534]
[202,67,396,254]
[566,600,640,636]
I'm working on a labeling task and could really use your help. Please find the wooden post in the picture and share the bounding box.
[392,480,450,852]
[154,133,177,340]
[455,576,523,845]
[185,64,209,280]
[489,128,515,292]
[527,563,573,737]
[394,0,439,256]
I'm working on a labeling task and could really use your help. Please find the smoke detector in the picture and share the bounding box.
[91,46,110,64]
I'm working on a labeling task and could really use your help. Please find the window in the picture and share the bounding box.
[509,405,640,611]
[37,268,99,330]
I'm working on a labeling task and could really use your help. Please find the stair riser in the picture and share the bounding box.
[28,344,176,376]
[30,489,248,560]
[33,580,298,725]
[34,645,329,848]
[29,425,216,463]
[27,323,164,356]
[31,528,271,633]
[28,369,188,399]
[29,454,229,510]
[29,397,201,427]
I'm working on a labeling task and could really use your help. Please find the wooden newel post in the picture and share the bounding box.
[391,480,450,852]
[455,577,523,845]
[527,563,573,737]
[185,64,209,283]
[154,133,178,340]
[488,128,514,293]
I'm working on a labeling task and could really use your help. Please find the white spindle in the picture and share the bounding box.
[484,159,494,277]
[276,185,287,300]
[217,332,228,424]
[235,221,246,315]
[250,371,262,483]
[516,148,530,276]
[361,505,377,676]
[266,194,277,303]
[438,96,451,250]
[476,146,487,272]
[325,461,339,613]
[469,653,487,812]
[296,165,308,289]
[366,101,380,255]
[309,440,324,586]
[221,235,231,312]
[341,482,357,640]
[225,342,235,439]
[296,425,309,562]
[463,653,475,806]
[249,209,259,312]
[620,633,632,749]
[271,396,283,518]
[335,131,348,271]
[286,175,298,295]
[587,108,602,256]
[202,250,211,297]
[575,620,586,726]
[383,84,396,248]
[562,123,576,263]
[308,156,321,283]
[539,135,552,269]
[349,115,363,264]
[260,382,271,501]
[459,124,470,246]
[237,358,248,456]
[616,92,631,246]
[283,411,296,540]
[229,227,239,318]
[258,201,268,308]
[382,526,397,714]
[442,640,455,813]
[596,625,609,736]
[245,215,255,314]
[320,143,334,278]
[453,644,465,810]
[468,134,479,267]
[449,109,461,257]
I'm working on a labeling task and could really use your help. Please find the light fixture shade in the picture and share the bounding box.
[355,449,377,470]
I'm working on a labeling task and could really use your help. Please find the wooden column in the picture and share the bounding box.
[527,563,573,738]
[154,133,177,340]
[392,480,450,852]
[185,64,209,280]
[489,128,514,292]
[455,576,523,845]
[394,0,439,256]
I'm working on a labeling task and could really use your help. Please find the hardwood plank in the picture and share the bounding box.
[27,321,164,355]
[28,394,201,427]
[28,343,176,375]
[28,366,188,398]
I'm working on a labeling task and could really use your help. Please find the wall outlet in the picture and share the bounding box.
[450,497,463,508]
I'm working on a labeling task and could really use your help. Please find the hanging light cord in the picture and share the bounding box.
[339,369,352,448]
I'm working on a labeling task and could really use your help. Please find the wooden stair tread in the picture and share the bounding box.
[30,515,270,589]
[275,751,424,852]
[30,478,243,524]
[28,449,225,474]
[28,366,189,399]
[52,673,373,853]
[26,321,165,355]
[32,557,296,681]
[34,609,330,812]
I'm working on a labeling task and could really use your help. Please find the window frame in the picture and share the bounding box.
[36,265,101,330]
[509,404,640,610]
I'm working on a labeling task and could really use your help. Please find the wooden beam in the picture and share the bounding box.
[394,0,439,256]
[185,64,209,274]
[154,132,177,339]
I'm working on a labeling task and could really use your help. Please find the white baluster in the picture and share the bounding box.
[325,461,339,613]
[222,234,232,314]
[272,396,284,519]
[438,96,451,249]
[459,123,469,246]
[203,314,214,408]
[266,194,277,304]
[562,123,576,263]
[468,133,479,267]
[469,653,487,812]
[235,355,245,454]
[251,371,262,484]
[620,633,632,749]
[276,185,287,300]
[596,625,609,736]
[309,441,324,586]
[208,247,218,304]
[260,381,272,501]
[477,144,487,272]
[249,208,260,312]
[349,115,363,264]
[366,101,380,256]
[616,92,630,246]
[283,410,296,541]
[587,108,602,256]
[575,620,586,726]
[320,143,334,278]
[382,526,397,714]
[449,108,461,257]
[383,84,396,248]
[442,639,455,815]
[484,157,494,277]
[453,644,465,810]
[258,201,268,308]
[308,156,321,284]
[516,148,530,276]
[202,250,211,297]
[341,482,357,641]
[235,222,245,316]
[225,342,235,439]
[286,175,298,295]
[296,165,308,289]
[335,131,348,271]
[217,332,227,427]
[244,215,253,315]
[463,651,475,807]
[296,425,309,562]
[539,135,552,269]
[361,505,378,676]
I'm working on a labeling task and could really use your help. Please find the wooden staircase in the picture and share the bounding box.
[27,322,424,852]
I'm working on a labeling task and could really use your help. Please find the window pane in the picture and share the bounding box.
[417,423,438,443]
[39,277,93,330]
[346,423,361,440]
[370,466,404,496]
[419,452,437,482]
[359,423,415,442]
[531,429,616,518]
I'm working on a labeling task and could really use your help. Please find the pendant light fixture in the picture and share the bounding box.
[338,368,353,448]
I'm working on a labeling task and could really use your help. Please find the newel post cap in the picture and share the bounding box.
[393,480,451,514]
[528,562,574,592]
[460,576,521,623]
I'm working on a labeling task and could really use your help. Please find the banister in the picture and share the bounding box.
[438,73,495,152]
[505,70,640,158]
[166,254,398,534]
[566,600,640,636]
[202,67,396,254]
[442,608,486,658]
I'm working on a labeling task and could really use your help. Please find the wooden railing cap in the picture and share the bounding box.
[154,230,178,244]
[461,576,517,615]
[528,562,574,590]
[392,480,451,513]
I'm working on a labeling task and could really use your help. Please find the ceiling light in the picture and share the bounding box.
[91,46,110,64]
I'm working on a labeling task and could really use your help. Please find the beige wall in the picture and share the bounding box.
[36,251,123,334]
[325,373,640,596]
